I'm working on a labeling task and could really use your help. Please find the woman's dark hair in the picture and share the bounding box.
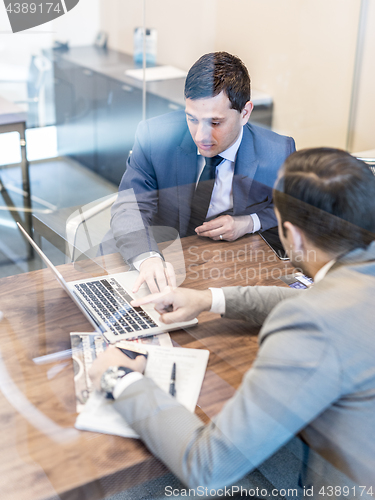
[273,148,375,254]
[184,52,250,112]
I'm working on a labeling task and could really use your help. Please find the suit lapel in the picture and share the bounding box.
[233,125,258,215]
[176,128,198,235]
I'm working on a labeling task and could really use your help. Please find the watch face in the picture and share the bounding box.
[100,366,133,398]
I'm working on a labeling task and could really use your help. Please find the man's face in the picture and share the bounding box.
[185,91,253,157]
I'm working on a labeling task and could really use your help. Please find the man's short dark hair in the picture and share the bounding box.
[273,148,375,254]
[184,52,250,112]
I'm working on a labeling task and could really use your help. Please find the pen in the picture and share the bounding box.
[169,362,176,397]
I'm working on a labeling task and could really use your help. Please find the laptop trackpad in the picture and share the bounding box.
[115,271,152,300]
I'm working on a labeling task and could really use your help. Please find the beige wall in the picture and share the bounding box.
[215,0,360,148]
[100,0,216,70]
[100,0,367,150]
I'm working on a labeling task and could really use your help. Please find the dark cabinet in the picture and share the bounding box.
[250,104,274,128]
[52,47,272,186]
[97,80,142,184]
[146,93,182,119]
[54,61,96,171]
[54,59,77,159]
[72,67,97,170]
[53,49,186,185]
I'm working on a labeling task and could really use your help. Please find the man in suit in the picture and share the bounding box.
[111,52,295,293]
[92,149,375,494]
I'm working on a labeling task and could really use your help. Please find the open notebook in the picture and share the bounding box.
[73,334,209,438]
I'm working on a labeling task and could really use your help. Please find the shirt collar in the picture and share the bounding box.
[314,259,336,283]
[197,127,243,162]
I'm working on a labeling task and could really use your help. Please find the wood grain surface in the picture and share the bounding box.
[0,233,294,500]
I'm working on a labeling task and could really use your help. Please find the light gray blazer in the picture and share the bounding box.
[113,242,375,493]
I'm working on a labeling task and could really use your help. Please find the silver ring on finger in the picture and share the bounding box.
[219,234,223,240]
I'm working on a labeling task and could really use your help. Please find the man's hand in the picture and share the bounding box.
[131,287,212,324]
[132,257,176,294]
[89,345,147,392]
[195,215,253,241]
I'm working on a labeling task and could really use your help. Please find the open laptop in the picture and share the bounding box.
[18,223,197,343]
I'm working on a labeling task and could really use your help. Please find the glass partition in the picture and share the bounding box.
[0,1,375,498]
[1,0,375,276]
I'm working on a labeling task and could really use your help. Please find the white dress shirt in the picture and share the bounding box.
[113,371,144,399]
[312,259,335,283]
[199,127,261,232]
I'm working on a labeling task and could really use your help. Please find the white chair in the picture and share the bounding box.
[65,193,118,263]
[65,192,187,286]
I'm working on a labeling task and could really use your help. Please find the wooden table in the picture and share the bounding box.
[0,234,295,500]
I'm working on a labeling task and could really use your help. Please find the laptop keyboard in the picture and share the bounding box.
[74,278,158,337]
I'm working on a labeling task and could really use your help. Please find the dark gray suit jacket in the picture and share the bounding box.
[113,243,375,493]
[111,111,295,262]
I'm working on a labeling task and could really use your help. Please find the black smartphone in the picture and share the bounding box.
[258,227,289,260]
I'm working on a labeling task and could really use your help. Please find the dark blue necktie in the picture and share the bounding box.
[187,155,223,235]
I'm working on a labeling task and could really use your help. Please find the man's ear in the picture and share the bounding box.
[240,101,254,124]
[283,221,304,253]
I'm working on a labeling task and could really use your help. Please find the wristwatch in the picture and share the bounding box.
[100,366,134,399]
